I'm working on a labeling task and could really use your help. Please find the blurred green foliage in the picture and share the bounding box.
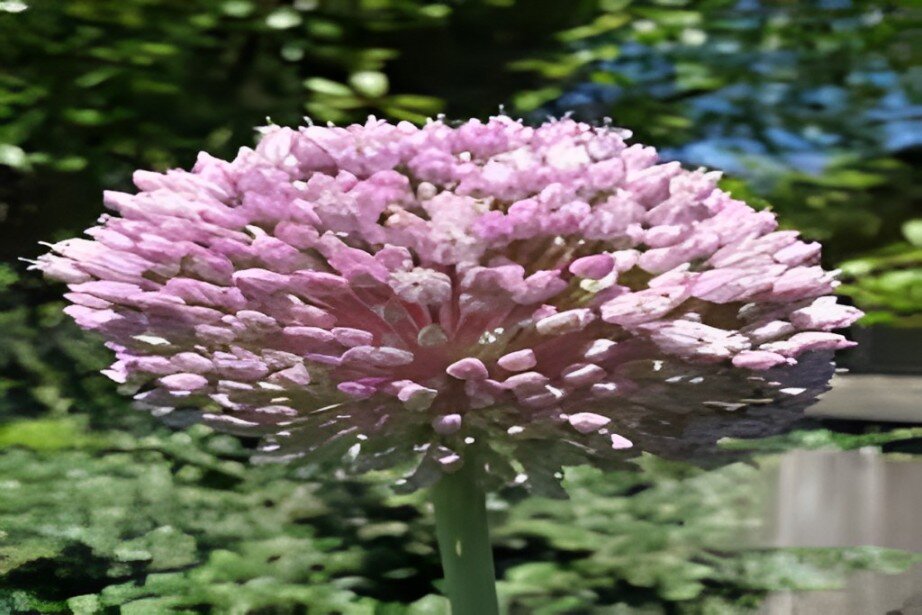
[1,418,918,613]
[838,218,922,324]
[0,270,131,425]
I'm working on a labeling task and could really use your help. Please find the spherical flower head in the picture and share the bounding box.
[36,116,861,493]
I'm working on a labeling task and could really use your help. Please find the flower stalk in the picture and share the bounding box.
[432,463,499,615]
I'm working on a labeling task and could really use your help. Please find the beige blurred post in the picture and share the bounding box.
[760,448,922,614]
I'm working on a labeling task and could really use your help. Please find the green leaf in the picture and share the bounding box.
[386,94,443,112]
[903,220,922,247]
[0,541,63,576]
[0,143,29,170]
[806,169,888,189]
[512,87,562,112]
[118,526,198,571]
[62,108,108,126]
[0,417,103,451]
[67,594,101,615]
[303,78,353,97]
[52,156,88,172]
[349,71,389,98]
[221,0,254,18]
[266,8,302,29]
[556,14,630,43]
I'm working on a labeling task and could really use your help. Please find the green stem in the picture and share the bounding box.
[431,463,500,615]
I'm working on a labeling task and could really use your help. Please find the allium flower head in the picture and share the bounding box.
[36,116,861,492]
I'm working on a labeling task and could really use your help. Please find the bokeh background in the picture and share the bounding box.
[0,1,920,613]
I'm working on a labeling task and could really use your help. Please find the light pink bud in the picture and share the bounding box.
[497,349,537,372]
[398,383,438,411]
[535,308,595,335]
[502,371,549,394]
[446,357,488,380]
[342,346,416,367]
[569,254,614,279]
[561,363,606,387]
[732,350,788,370]
[568,412,611,434]
[159,373,209,391]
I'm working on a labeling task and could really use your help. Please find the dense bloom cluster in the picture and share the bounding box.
[37,116,861,491]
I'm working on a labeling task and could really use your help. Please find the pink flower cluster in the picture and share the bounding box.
[37,116,861,489]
